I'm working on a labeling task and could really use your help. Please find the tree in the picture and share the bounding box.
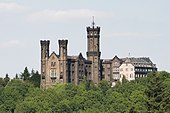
[0,69,169,113]
[98,80,111,95]
[30,70,41,87]
[14,74,19,80]
[122,75,129,84]
[0,78,5,87]
[20,67,31,81]
[0,80,33,113]
[160,78,170,111]
[104,91,130,112]
[4,74,10,86]
[129,90,147,112]
[145,71,170,112]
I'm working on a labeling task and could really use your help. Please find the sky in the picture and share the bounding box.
[0,0,170,78]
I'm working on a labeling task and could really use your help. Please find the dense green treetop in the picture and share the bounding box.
[0,70,170,113]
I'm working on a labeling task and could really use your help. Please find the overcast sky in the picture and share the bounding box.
[0,0,170,78]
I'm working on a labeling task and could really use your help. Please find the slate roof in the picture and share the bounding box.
[102,56,156,68]
[122,57,156,68]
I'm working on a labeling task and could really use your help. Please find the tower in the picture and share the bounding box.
[40,40,50,88]
[86,20,101,84]
[58,40,68,83]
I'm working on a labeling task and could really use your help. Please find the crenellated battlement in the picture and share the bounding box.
[58,40,68,48]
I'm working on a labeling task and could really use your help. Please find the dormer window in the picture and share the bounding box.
[51,62,56,67]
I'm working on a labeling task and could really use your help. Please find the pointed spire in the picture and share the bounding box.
[92,16,95,27]
[128,52,131,58]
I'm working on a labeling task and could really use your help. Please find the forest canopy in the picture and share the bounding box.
[0,69,170,113]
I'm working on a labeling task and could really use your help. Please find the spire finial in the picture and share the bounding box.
[92,16,95,27]
[128,52,131,58]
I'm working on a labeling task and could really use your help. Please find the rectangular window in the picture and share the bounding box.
[50,69,56,77]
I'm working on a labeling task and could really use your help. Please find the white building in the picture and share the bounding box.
[119,58,135,82]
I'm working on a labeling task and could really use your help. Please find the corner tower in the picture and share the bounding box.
[86,20,101,84]
[40,40,50,88]
[58,40,68,83]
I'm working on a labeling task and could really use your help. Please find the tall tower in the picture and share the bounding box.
[58,40,68,83]
[86,20,101,84]
[40,40,50,88]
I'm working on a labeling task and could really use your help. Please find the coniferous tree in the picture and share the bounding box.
[30,70,41,87]
[4,74,10,86]
[20,67,30,81]
[14,74,19,79]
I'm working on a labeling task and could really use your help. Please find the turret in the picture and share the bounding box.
[40,40,50,88]
[86,19,101,84]
[40,40,50,59]
[58,40,68,83]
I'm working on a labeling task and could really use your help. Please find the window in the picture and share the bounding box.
[50,69,56,77]
[72,71,74,74]
[126,68,128,71]
[131,68,133,71]
[94,31,97,35]
[51,62,56,67]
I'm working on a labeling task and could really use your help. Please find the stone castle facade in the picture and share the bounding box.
[40,22,157,88]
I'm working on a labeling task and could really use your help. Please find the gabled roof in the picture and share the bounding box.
[78,53,92,63]
[49,51,59,59]
[112,55,121,61]
[78,53,84,59]
[124,57,131,63]
[67,53,92,64]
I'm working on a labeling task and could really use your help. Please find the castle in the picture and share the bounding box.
[40,22,157,88]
